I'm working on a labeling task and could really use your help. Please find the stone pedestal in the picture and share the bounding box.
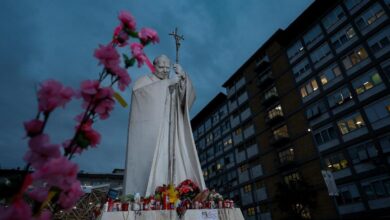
[98,208,244,220]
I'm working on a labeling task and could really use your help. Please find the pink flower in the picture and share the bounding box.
[24,134,61,169]
[32,156,79,191]
[118,11,136,31]
[93,87,115,120]
[111,65,131,91]
[112,25,129,47]
[37,79,74,113]
[0,199,32,220]
[28,187,49,203]
[139,27,159,44]
[78,119,101,146]
[130,43,155,72]
[79,80,100,103]
[94,44,120,70]
[58,180,84,210]
[24,119,44,137]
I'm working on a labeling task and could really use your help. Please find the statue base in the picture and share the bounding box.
[98,208,244,220]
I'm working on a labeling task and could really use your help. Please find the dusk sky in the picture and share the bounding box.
[0,0,313,173]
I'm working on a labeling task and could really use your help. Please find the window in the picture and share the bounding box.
[364,96,390,124]
[213,127,221,140]
[310,43,332,67]
[287,40,305,62]
[205,118,212,131]
[386,0,390,8]
[198,125,205,137]
[379,135,390,153]
[348,142,378,164]
[362,176,390,199]
[273,125,289,139]
[300,78,319,98]
[337,184,361,205]
[244,184,252,193]
[355,3,386,33]
[382,60,390,79]
[206,133,213,145]
[223,135,232,150]
[267,105,284,119]
[324,152,349,171]
[264,87,278,100]
[344,0,367,13]
[352,69,383,95]
[328,86,353,108]
[284,172,300,184]
[337,112,365,135]
[314,126,338,145]
[221,120,230,133]
[207,147,214,158]
[319,63,342,86]
[303,25,324,48]
[247,207,256,216]
[292,58,312,81]
[331,25,357,52]
[342,46,368,70]
[278,148,295,164]
[219,104,228,118]
[306,100,327,119]
[215,141,223,155]
[367,25,390,57]
[322,6,346,32]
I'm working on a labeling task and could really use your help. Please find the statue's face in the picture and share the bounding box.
[154,58,170,80]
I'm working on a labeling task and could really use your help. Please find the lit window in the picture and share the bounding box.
[324,152,349,171]
[284,172,300,184]
[328,86,353,108]
[342,46,368,70]
[287,40,305,62]
[337,113,365,135]
[273,125,289,138]
[267,105,284,119]
[247,207,256,216]
[331,25,357,52]
[319,63,342,86]
[278,148,295,164]
[353,69,383,95]
[355,3,386,32]
[244,184,252,193]
[300,78,319,98]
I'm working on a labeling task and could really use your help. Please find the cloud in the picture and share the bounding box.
[0,0,313,172]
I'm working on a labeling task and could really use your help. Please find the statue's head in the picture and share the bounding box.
[153,54,170,80]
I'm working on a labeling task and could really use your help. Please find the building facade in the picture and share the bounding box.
[191,0,390,219]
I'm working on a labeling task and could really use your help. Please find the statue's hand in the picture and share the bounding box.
[173,64,186,79]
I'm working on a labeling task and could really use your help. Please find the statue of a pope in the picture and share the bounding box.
[124,54,206,196]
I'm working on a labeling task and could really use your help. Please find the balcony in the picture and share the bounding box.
[262,93,279,107]
[278,160,297,171]
[270,133,290,147]
[265,114,284,126]
[255,56,270,74]
[257,72,273,88]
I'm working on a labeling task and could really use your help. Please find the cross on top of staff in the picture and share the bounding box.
[169,27,184,63]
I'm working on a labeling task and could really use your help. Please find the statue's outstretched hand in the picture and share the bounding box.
[173,64,186,79]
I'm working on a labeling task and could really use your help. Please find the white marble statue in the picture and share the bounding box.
[124,54,206,196]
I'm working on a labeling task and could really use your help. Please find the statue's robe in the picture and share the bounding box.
[124,74,206,196]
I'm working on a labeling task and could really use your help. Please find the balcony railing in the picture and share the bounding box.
[262,93,279,107]
[265,114,284,126]
[270,133,290,147]
[257,72,273,88]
